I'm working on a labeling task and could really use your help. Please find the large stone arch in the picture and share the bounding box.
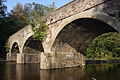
[46,9,120,53]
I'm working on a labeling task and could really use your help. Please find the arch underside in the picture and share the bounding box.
[51,18,118,55]
[11,42,20,54]
[23,36,44,54]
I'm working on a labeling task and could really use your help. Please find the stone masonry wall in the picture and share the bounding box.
[17,53,40,63]
[40,52,85,69]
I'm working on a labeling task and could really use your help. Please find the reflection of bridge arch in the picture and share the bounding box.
[46,9,120,53]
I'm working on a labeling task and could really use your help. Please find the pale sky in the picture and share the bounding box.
[5,0,73,12]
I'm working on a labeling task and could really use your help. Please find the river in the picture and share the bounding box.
[0,62,120,80]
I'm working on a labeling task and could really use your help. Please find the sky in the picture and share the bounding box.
[5,0,73,12]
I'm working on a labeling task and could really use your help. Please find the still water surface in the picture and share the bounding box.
[0,62,120,80]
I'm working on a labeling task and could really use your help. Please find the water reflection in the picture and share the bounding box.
[86,64,120,80]
[0,63,40,80]
[0,62,120,80]
[40,67,85,80]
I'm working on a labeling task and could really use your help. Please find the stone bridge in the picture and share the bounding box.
[7,0,120,69]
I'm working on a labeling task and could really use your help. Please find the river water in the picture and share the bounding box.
[0,62,120,80]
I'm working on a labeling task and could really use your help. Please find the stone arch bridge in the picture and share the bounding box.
[7,0,120,69]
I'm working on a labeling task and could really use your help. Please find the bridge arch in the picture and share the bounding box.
[11,42,20,54]
[9,41,20,53]
[49,9,120,53]
[22,36,44,54]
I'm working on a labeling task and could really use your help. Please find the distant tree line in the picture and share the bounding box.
[0,0,56,59]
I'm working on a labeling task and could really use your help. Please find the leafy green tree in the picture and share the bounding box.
[84,32,120,59]
[10,3,30,29]
[30,2,56,24]
[10,2,56,29]
[29,2,56,41]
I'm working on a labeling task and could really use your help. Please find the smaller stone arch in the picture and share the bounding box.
[7,42,20,61]
[11,42,20,53]
[17,36,44,63]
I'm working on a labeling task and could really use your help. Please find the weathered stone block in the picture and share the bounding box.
[40,52,85,69]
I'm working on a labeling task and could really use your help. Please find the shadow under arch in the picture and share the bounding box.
[23,36,44,54]
[51,18,118,55]
[11,42,20,54]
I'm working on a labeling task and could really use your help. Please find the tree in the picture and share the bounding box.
[84,32,120,59]
[10,3,30,29]
[0,0,7,18]
[30,2,56,41]
[10,2,56,28]
[30,2,56,24]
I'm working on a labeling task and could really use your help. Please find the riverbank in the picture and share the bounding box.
[1,58,120,64]
[86,58,120,64]
[0,58,15,63]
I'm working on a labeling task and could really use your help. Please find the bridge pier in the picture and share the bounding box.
[16,53,40,63]
[40,52,85,69]
[7,53,17,62]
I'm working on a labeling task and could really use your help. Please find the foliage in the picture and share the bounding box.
[0,2,56,58]
[31,23,48,41]
[10,3,30,28]
[84,32,120,59]
[30,2,56,41]
[11,2,56,41]
[11,2,56,25]
[4,41,10,53]
[0,0,7,18]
